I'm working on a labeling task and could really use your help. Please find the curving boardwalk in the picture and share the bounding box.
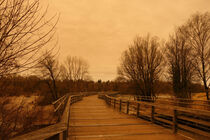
[68,95,189,140]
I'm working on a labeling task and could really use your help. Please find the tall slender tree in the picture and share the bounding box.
[166,27,194,98]
[184,12,210,100]
[38,52,60,100]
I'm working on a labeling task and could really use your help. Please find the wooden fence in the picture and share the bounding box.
[99,94,210,138]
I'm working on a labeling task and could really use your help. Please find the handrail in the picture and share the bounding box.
[134,95,210,102]
[52,94,68,105]
[54,95,68,113]
[106,95,210,116]
[111,97,210,116]
[12,94,83,140]
[99,94,210,138]
[115,95,210,110]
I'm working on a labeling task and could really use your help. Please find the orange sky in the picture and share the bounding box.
[46,0,209,81]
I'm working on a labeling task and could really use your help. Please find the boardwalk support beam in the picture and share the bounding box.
[114,99,116,108]
[137,103,140,117]
[119,99,122,112]
[173,110,178,134]
[151,106,155,123]
[127,101,130,114]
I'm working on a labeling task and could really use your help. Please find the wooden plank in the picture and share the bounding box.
[178,116,210,127]
[178,123,210,138]
[11,123,66,140]
[69,95,187,140]
[155,116,173,126]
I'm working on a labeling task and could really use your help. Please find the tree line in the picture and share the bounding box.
[0,0,208,102]
[117,12,210,100]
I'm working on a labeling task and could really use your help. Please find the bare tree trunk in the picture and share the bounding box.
[203,80,209,100]
[38,52,60,101]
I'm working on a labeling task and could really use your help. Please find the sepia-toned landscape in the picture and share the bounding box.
[0,0,209,140]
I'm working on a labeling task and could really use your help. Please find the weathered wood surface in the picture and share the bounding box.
[100,94,210,139]
[12,123,66,140]
[68,95,187,140]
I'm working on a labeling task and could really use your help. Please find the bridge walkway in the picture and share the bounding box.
[68,95,187,140]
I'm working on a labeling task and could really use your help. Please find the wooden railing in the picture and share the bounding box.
[135,96,210,110]
[52,94,68,120]
[99,94,210,138]
[12,94,83,140]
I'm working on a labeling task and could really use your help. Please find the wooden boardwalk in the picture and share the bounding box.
[68,95,187,140]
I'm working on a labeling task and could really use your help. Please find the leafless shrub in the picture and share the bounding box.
[118,35,164,100]
[0,97,26,139]
[0,96,55,139]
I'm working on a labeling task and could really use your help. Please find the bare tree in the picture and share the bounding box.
[118,35,164,100]
[61,56,90,81]
[38,52,60,100]
[0,0,58,77]
[184,12,210,100]
[165,27,195,98]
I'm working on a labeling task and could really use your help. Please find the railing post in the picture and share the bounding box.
[114,99,116,108]
[59,132,63,140]
[58,128,68,140]
[127,101,130,114]
[119,99,122,112]
[173,110,178,133]
[136,103,140,117]
[151,106,155,123]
